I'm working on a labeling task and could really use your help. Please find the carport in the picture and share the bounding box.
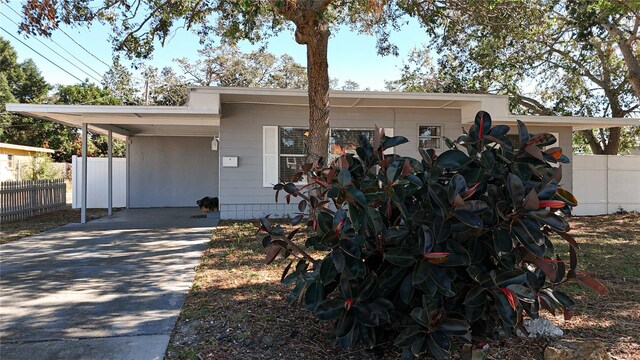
[6,103,220,223]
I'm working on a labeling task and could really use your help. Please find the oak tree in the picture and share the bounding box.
[14,0,452,162]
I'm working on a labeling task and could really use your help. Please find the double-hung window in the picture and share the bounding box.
[263,126,389,187]
[328,128,374,163]
[279,127,308,182]
[418,125,442,150]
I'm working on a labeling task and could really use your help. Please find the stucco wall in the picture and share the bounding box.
[219,103,462,219]
[129,136,218,207]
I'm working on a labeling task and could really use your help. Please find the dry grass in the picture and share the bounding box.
[545,213,640,360]
[0,206,111,244]
[167,213,640,360]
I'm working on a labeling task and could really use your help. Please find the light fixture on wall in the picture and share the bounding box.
[211,136,220,151]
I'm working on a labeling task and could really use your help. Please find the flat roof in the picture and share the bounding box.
[5,87,638,135]
[0,142,55,153]
[5,104,220,138]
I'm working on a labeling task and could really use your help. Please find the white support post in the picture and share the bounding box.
[81,123,88,224]
[108,130,113,216]
[126,136,130,209]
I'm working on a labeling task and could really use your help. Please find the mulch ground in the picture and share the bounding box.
[0,206,112,244]
[166,213,640,360]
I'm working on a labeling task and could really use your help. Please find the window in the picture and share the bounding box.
[328,128,374,163]
[418,125,442,150]
[264,126,384,187]
[279,127,308,182]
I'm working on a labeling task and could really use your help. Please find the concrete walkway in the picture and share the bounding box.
[0,208,217,360]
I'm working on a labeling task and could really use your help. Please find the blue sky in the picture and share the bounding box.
[1,1,430,90]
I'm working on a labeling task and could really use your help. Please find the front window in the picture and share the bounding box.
[278,127,375,181]
[328,128,374,163]
[418,125,442,150]
[279,127,307,182]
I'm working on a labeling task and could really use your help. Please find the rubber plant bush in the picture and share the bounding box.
[257,111,607,359]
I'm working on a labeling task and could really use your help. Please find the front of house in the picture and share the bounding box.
[7,87,638,220]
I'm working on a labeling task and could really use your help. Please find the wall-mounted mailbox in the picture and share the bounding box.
[222,156,238,167]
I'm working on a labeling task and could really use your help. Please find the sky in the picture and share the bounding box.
[0,1,431,91]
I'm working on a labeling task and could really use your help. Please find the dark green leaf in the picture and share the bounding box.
[320,258,338,285]
[438,318,470,335]
[316,299,345,320]
[435,150,472,170]
[517,120,529,149]
[338,169,352,186]
[357,273,378,302]
[507,173,525,208]
[410,307,429,328]
[527,210,569,232]
[452,209,482,228]
[474,110,492,137]
[394,326,423,347]
[383,135,409,149]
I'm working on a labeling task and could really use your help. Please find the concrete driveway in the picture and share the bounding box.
[0,208,217,360]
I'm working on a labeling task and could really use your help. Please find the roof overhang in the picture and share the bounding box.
[477,115,640,131]
[190,86,508,111]
[5,104,221,138]
[0,142,55,153]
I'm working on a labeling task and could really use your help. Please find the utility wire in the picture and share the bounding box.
[4,4,112,70]
[59,29,112,68]
[0,12,102,83]
[0,27,85,83]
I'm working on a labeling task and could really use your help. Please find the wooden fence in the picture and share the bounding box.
[0,179,67,223]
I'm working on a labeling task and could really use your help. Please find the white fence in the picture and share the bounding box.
[72,156,127,209]
[572,155,640,215]
[1,179,66,222]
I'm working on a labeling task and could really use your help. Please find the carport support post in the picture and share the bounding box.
[108,130,113,216]
[81,123,88,224]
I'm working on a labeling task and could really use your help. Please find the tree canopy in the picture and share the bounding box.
[13,0,461,162]
[0,37,127,161]
[176,43,308,89]
[387,0,640,154]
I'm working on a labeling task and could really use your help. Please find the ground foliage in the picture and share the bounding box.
[167,212,638,360]
[257,112,608,359]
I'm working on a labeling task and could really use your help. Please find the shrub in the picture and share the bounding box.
[19,153,63,180]
[257,111,607,359]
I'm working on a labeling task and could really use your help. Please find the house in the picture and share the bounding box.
[6,87,639,221]
[0,143,56,181]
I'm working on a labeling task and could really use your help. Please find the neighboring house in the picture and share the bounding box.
[0,143,55,181]
[6,87,639,219]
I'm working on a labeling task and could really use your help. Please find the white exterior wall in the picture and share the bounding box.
[219,103,462,219]
[573,155,640,215]
[129,136,219,207]
[72,156,127,208]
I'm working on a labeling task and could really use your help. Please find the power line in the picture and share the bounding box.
[0,12,102,83]
[59,29,112,68]
[3,4,112,70]
[0,27,85,83]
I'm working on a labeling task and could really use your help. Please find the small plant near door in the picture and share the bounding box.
[257,111,608,359]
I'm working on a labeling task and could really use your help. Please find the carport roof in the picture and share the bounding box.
[5,104,220,138]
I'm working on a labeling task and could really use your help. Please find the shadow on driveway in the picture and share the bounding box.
[0,208,216,360]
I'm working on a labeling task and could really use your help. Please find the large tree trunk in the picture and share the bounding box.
[275,0,332,165]
[580,127,621,155]
[296,23,330,164]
